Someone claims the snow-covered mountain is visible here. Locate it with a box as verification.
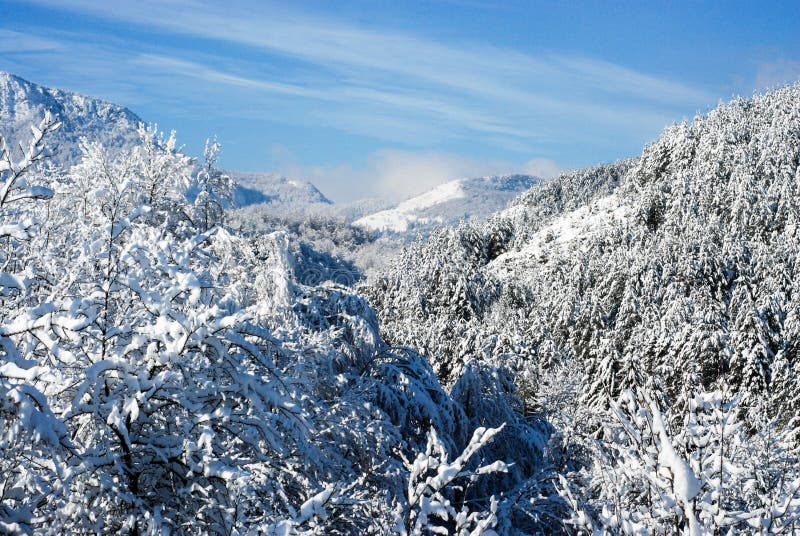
[5,65,800,534]
[0,72,536,237]
[353,174,539,236]
[330,197,394,222]
[0,71,142,164]
[227,170,332,211]
[486,160,631,282]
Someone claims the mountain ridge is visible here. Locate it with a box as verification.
[0,71,545,233]
[226,170,334,211]
[354,174,540,237]
[0,71,143,164]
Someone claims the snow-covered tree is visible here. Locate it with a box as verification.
[192,138,233,232]
[400,424,506,536]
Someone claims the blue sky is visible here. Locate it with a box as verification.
[1,0,799,201]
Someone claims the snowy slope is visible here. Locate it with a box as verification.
[488,193,631,281]
[354,174,539,236]
[0,71,142,165]
[331,197,394,222]
[228,170,333,211]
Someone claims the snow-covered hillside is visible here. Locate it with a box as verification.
[366,84,800,533]
[0,71,141,164]
[331,197,394,222]
[354,174,539,236]
[227,170,332,211]
[0,73,342,220]
[489,193,631,281]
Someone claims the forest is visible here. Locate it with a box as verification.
[2,83,800,535]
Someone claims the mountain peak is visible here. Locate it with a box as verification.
[0,71,143,164]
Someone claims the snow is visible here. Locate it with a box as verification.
[0,71,142,166]
[0,272,26,290]
[489,193,630,279]
[649,400,702,536]
[355,179,465,233]
[228,171,332,210]
[3,69,800,536]
[406,425,506,535]
[354,175,538,235]
[298,486,334,522]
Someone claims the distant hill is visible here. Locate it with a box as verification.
[0,71,142,164]
[0,71,538,246]
[227,170,333,212]
[353,174,540,238]
[331,197,394,222]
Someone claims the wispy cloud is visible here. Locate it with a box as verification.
[134,54,335,101]
[3,0,731,200]
[15,0,714,141]
[0,29,62,53]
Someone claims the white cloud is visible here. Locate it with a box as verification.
[369,150,502,201]
[16,0,716,140]
[523,158,561,179]
[133,54,336,101]
[132,54,531,146]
